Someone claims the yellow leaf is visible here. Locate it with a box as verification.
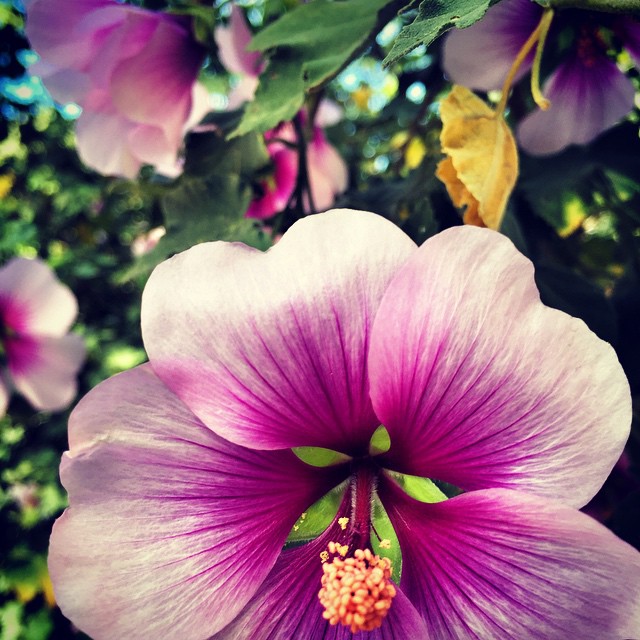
[436,85,518,230]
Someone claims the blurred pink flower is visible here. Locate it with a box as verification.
[215,6,347,218]
[24,0,208,178]
[245,121,348,220]
[214,3,263,110]
[0,258,85,415]
[131,226,166,258]
[443,0,638,155]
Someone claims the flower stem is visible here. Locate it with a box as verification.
[530,9,555,111]
[496,8,555,117]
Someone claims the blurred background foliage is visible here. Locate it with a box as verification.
[1,0,640,637]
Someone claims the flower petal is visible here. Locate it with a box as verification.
[7,334,85,412]
[517,51,635,156]
[214,5,263,78]
[142,210,417,453]
[25,0,124,78]
[369,226,630,507]
[0,376,9,417]
[245,142,298,219]
[442,0,540,91]
[306,129,348,212]
[0,257,78,337]
[109,14,204,134]
[216,497,429,639]
[49,365,345,639]
[75,109,142,178]
[379,479,640,639]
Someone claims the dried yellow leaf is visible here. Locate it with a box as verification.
[436,85,518,230]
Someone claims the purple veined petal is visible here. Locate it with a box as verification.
[83,8,161,93]
[245,142,298,219]
[109,14,204,134]
[49,365,346,640]
[75,108,142,178]
[0,257,78,337]
[215,497,430,640]
[441,0,541,91]
[379,478,640,639]
[517,50,635,156]
[306,128,348,212]
[142,210,417,453]
[214,4,263,78]
[6,334,85,412]
[369,226,631,508]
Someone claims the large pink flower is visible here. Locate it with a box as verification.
[24,0,207,178]
[49,211,640,638]
[442,0,637,156]
[0,258,85,415]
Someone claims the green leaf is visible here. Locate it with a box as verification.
[387,471,449,503]
[231,57,306,138]
[231,0,397,137]
[383,0,497,66]
[117,131,271,282]
[371,497,402,580]
[293,446,351,467]
[286,483,347,544]
[368,425,391,455]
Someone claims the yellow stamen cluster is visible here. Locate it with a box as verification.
[318,547,396,633]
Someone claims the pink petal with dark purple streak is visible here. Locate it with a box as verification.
[379,478,640,640]
[49,365,345,640]
[142,210,416,454]
[518,50,635,156]
[442,0,541,91]
[369,226,630,508]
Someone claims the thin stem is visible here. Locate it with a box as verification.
[495,8,554,116]
[530,9,554,110]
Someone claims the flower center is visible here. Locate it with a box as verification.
[318,545,396,633]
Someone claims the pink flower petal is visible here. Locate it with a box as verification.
[0,376,9,418]
[245,142,298,219]
[306,128,348,212]
[442,0,540,91]
[7,334,85,412]
[518,50,635,156]
[142,210,416,453]
[0,257,78,337]
[109,15,204,135]
[75,109,142,178]
[214,5,263,78]
[369,226,630,508]
[216,501,429,639]
[25,0,124,75]
[49,365,345,639]
[379,479,640,639]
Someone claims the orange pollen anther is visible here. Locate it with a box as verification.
[318,547,396,633]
